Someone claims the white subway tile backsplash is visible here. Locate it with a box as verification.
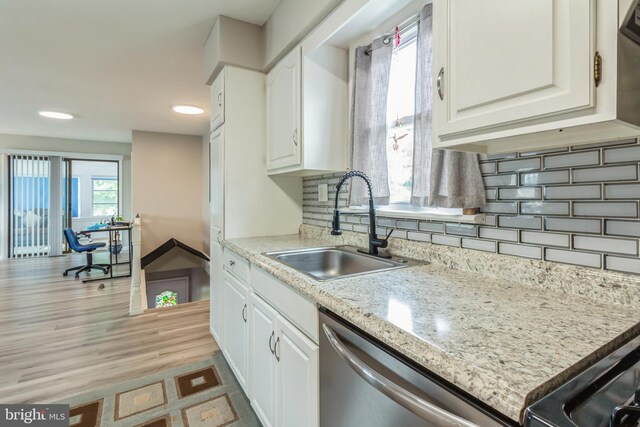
[603,145,640,164]
[521,170,570,186]
[391,229,407,239]
[521,202,570,216]
[573,235,638,255]
[497,158,541,173]
[480,162,496,174]
[407,231,430,242]
[497,216,542,229]
[432,234,461,247]
[378,218,397,227]
[479,227,518,242]
[573,202,638,218]
[543,151,600,169]
[481,202,518,214]
[396,220,419,230]
[544,184,601,200]
[445,224,478,236]
[462,238,496,252]
[419,222,445,233]
[520,231,570,247]
[545,248,602,268]
[498,187,541,200]
[572,165,638,183]
[302,139,640,275]
[545,217,601,234]
[499,242,542,259]
[605,256,640,274]
[484,174,518,187]
[604,184,640,200]
[605,220,640,238]
[353,225,369,233]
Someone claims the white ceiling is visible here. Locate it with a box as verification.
[0,0,281,143]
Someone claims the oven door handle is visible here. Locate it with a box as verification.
[322,324,479,427]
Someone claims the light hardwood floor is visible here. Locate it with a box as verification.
[0,252,217,403]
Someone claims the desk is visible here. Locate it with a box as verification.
[79,225,133,284]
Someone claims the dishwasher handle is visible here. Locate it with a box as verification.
[322,324,479,427]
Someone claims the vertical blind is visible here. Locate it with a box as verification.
[10,155,50,257]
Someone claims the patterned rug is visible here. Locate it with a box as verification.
[55,352,261,427]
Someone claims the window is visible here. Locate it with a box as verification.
[386,32,417,204]
[155,290,178,308]
[92,178,118,216]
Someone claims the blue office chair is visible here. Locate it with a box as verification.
[63,228,110,279]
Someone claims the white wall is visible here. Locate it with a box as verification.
[263,0,343,69]
[201,134,210,256]
[131,130,205,256]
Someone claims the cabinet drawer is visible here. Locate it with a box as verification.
[223,249,250,283]
[252,266,318,344]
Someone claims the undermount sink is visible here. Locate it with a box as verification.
[264,246,422,281]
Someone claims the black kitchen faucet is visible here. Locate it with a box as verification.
[331,171,392,258]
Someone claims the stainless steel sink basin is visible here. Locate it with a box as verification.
[264,246,422,281]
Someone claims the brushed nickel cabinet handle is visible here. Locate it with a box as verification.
[293,129,298,146]
[242,304,247,323]
[437,68,445,101]
[217,92,222,107]
[274,336,281,361]
[269,331,275,354]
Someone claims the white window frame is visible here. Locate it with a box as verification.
[91,176,119,217]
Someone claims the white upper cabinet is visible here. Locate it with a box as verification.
[210,71,225,131]
[267,47,302,172]
[432,0,640,153]
[266,15,349,176]
[435,0,595,137]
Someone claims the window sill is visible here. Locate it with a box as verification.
[341,206,486,224]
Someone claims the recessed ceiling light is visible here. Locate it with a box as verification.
[39,111,74,120]
[172,105,204,115]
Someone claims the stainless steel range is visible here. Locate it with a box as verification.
[525,335,640,427]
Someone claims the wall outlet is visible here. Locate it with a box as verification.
[318,184,328,202]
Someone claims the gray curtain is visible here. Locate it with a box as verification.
[350,37,394,206]
[411,4,486,208]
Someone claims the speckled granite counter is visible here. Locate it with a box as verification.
[223,228,640,422]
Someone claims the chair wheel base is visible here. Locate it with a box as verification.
[63,272,68,277]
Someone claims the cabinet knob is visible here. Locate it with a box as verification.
[437,68,445,101]
[242,304,247,323]
[229,260,235,267]
[293,128,298,146]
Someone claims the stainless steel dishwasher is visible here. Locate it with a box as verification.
[319,308,515,427]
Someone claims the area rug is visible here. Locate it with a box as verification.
[55,352,261,427]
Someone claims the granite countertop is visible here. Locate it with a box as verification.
[223,231,640,423]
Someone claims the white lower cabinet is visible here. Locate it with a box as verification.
[249,293,279,427]
[222,271,249,393]
[277,315,319,427]
[216,252,319,426]
[209,236,223,345]
[250,293,319,427]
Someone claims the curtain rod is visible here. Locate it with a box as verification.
[364,13,420,56]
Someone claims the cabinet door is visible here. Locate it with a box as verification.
[267,47,301,172]
[277,316,319,427]
[434,0,595,139]
[249,293,278,427]
[209,235,223,345]
[222,271,249,392]
[210,126,224,233]
[210,71,225,130]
